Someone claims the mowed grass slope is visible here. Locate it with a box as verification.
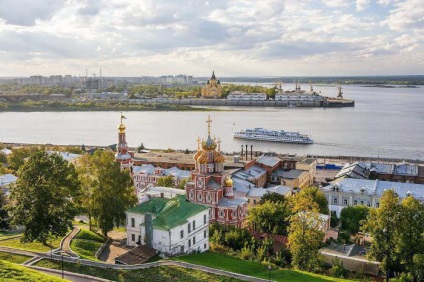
[0,251,33,264]
[0,260,68,282]
[173,251,354,282]
[0,236,62,253]
[70,229,106,261]
[35,259,242,282]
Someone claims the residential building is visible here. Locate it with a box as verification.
[233,163,267,188]
[280,169,310,189]
[321,178,424,216]
[132,164,190,190]
[246,185,292,206]
[185,116,248,228]
[295,158,317,185]
[125,195,209,255]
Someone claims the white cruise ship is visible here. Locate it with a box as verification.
[233,128,313,144]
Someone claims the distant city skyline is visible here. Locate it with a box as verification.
[0,0,423,77]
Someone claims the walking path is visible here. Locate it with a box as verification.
[61,227,80,257]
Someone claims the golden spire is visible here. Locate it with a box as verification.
[118,112,127,133]
[197,136,201,151]
[217,138,222,151]
[206,115,212,136]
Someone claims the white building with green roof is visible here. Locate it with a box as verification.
[126,194,210,255]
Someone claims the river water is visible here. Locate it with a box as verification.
[0,84,423,160]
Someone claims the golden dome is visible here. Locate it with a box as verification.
[193,150,202,161]
[118,123,126,133]
[224,177,233,187]
[197,151,208,164]
[214,152,225,163]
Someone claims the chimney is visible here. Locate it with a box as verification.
[250,145,253,160]
[241,145,244,160]
[245,145,248,160]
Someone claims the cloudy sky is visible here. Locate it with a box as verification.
[0,0,423,77]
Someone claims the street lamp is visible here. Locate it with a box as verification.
[268,266,271,282]
[61,252,64,279]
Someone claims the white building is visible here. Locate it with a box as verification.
[132,164,191,190]
[125,195,210,255]
[227,91,267,101]
[321,178,424,216]
[0,174,18,196]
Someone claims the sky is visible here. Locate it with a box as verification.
[0,0,423,77]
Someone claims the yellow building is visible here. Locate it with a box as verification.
[295,158,317,185]
[202,71,222,98]
[280,169,310,189]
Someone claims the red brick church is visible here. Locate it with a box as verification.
[185,116,247,228]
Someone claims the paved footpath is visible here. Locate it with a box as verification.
[1,242,269,282]
[61,227,80,257]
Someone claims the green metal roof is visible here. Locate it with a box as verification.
[127,195,209,230]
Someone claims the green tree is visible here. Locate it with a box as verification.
[156,175,175,187]
[178,179,188,190]
[248,196,291,235]
[75,151,136,235]
[9,151,80,243]
[7,147,42,171]
[259,192,286,204]
[0,152,6,164]
[397,196,424,281]
[287,194,324,272]
[340,205,369,234]
[297,187,329,214]
[0,190,9,229]
[362,190,402,281]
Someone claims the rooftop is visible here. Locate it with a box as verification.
[127,195,208,230]
[256,155,280,168]
[281,169,307,179]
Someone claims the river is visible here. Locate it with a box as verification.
[0,84,423,160]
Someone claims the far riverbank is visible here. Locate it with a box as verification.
[0,101,218,112]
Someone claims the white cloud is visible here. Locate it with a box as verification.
[0,0,421,76]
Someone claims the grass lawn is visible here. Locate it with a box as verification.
[0,251,33,264]
[35,259,242,282]
[70,229,106,261]
[0,236,62,253]
[0,231,23,240]
[172,251,354,282]
[0,259,68,282]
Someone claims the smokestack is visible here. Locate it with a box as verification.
[241,145,244,160]
[245,145,248,160]
[251,145,253,160]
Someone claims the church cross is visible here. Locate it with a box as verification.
[206,115,212,136]
[217,138,222,151]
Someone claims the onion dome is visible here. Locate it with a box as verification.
[224,177,233,187]
[202,136,217,151]
[214,152,225,163]
[197,151,208,164]
[193,150,202,161]
[118,123,126,133]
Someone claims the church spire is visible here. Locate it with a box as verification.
[211,71,216,80]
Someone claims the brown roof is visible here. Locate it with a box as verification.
[115,245,157,265]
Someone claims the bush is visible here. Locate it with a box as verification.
[328,257,347,278]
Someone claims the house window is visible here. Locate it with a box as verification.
[193,220,196,230]
[188,239,191,247]
[247,199,250,203]
[204,243,207,249]
[180,230,184,239]
[233,210,237,217]
[188,223,191,233]
[219,211,224,218]
[131,218,135,228]
[376,202,380,208]
[207,195,210,201]
[360,200,364,205]
[367,202,371,207]
[204,230,207,238]
[131,234,135,241]
[198,194,202,201]
[203,214,207,224]
[193,237,196,244]
[354,200,358,206]
[253,199,256,204]
[190,191,194,199]
[333,198,338,204]
[344,199,348,206]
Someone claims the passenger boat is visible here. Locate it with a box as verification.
[233,128,313,144]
